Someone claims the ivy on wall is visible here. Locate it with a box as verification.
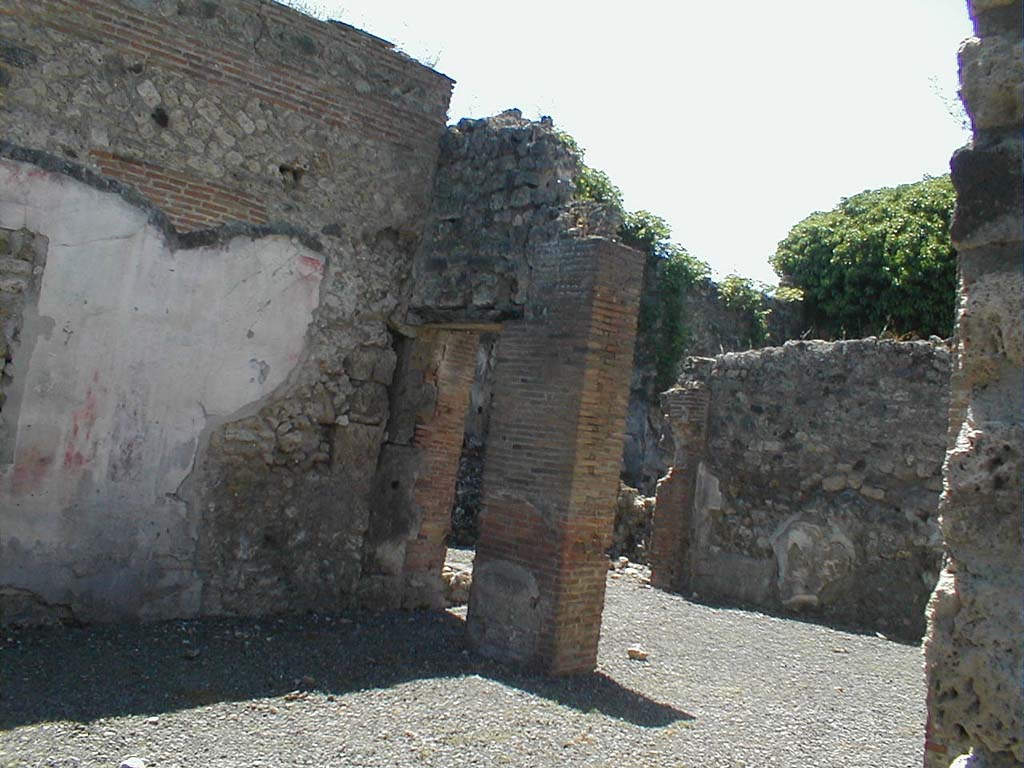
[557,132,712,390]
[718,275,771,348]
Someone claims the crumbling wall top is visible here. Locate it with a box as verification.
[409,109,627,323]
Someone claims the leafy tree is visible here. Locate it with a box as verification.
[771,176,957,338]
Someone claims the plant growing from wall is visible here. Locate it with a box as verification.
[575,165,625,212]
[771,175,956,338]
[557,132,712,390]
[718,275,771,348]
[649,245,711,390]
[624,214,713,390]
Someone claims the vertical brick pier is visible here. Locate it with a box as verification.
[648,379,711,593]
[467,237,643,675]
[399,328,481,609]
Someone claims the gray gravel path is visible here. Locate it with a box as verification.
[1,566,925,768]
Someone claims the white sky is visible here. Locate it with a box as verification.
[295,0,974,284]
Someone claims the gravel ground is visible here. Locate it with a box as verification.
[1,562,926,768]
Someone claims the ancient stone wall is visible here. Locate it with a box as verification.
[624,276,804,495]
[923,1,1023,764]
[404,111,644,670]
[651,339,951,640]
[0,226,47,464]
[410,109,629,543]
[0,160,327,622]
[681,280,804,360]
[0,0,453,622]
[359,327,482,610]
[1,3,642,674]
[408,110,583,324]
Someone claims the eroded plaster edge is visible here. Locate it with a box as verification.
[0,142,324,254]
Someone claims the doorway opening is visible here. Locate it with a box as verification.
[442,332,499,608]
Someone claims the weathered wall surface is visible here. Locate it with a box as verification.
[400,110,645,672]
[409,111,624,547]
[1,9,640,655]
[359,327,481,610]
[681,280,804,360]
[0,0,453,622]
[0,159,323,622]
[651,339,951,640]
[0,226,47,465]
[624,276,804,495]
[924,1,1023,764]
[468,236,643,674]
[409,110,582,324]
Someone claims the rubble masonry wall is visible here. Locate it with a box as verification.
[0,0,453,622]
[652,339,951,641]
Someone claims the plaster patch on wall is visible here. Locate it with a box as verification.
[0,159,324,620]
[771,516,856,611]
[467,559,541,664]
[693,461,722,549]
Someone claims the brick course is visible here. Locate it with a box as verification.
[649,381,710,593]
[90,149,268,231]
[1,0,451,240]
[4,0,448,153]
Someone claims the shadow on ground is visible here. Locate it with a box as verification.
[678,592,925,647]
[0,609,693,729]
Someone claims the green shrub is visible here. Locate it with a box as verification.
[771,176,956,338]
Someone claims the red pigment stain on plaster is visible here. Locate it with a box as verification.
[11,447,53,495]
[6,164,51,185]
[63,376,101,469]
[296,254,325,281]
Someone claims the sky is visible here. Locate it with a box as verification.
[292,0,974,285]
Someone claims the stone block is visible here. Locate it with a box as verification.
[950,140,1023,250]
[959,35,1024,131]
[466,559,541,664]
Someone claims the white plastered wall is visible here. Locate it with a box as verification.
[0,159,323,621]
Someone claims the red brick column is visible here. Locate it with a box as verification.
[649,382,710,593]
[400,328,480,608]
[467,237,643,675]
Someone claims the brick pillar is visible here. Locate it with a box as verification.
[400,328,481,609]
[648,380,710,593]
[466,237,643,675]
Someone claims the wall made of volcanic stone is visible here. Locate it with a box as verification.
[923,1,1023,765]
[0,0,453,622]
[654,339,951,640]
[409,111,625,549]
[625,274,805,495]
[408,109,602,324]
